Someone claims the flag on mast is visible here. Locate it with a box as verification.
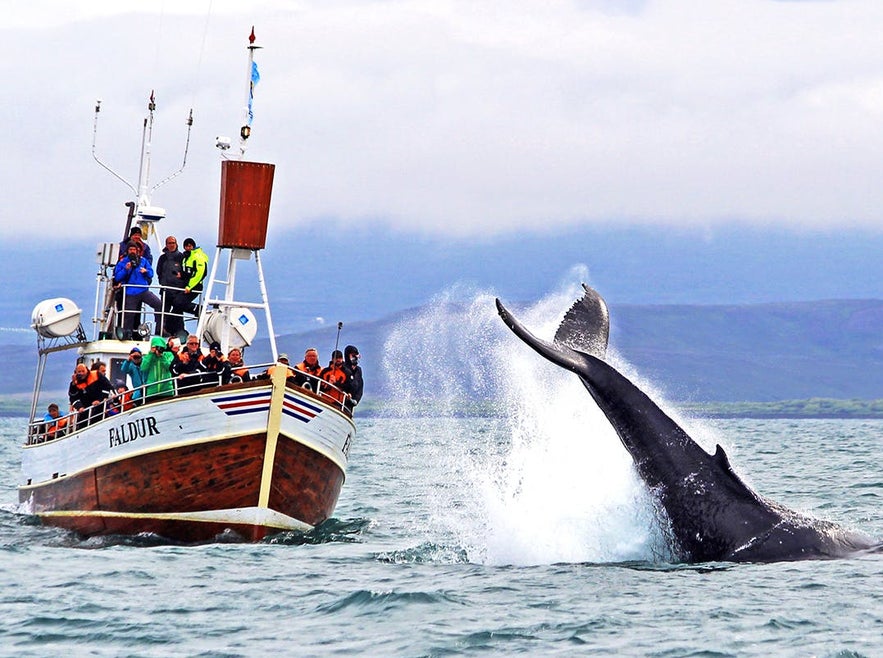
[248,60,260,126]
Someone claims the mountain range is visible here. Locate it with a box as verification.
[4,297,880,403]
[2,224,881,403]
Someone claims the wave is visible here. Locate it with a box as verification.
[381,272,677,567]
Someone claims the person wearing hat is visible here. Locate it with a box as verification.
[319,350,349,405]
[118,225,153,264]
[141,335,175,399]
[113,241,162,339]
[343,345,363,408]
[120,346,146,403]
[265,352,295,381]
[106,380,132,416]
[203,341,232,385]
[171,237,209,318]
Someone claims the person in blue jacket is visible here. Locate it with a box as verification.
[114,242,162,338]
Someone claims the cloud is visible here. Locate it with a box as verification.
[4,0,883,241]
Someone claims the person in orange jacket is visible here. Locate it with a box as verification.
[265,353,295,381]
[292,347,322,390]
[319,350,349,404]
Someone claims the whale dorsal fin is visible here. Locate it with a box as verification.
[713,444,733,472]
[553,284,610,359]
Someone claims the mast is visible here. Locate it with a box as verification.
[90,91,194,339]
[196,28,277,360]
[239,26,262,158]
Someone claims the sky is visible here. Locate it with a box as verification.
[4,0,883,244]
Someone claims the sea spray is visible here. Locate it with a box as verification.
[383,280,674,565]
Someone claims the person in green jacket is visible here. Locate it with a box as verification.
[172,237,210,317]
[141,336,175,399]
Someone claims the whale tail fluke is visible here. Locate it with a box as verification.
[495,295,599,377]
[553,283,610,359]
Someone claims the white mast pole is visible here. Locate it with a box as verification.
[137,91,156,210]
[239,27,262,159]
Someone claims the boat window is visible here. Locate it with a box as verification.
[110,357,127,387]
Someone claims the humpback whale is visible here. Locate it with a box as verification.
[496,285,880,563]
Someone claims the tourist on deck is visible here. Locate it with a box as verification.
[343,345,364,409]
[118,226,153,264]
[203,341,232,385]
[171,237,209,318]
[68,363,95,429]
[227,347,250,383]
[105,381,131,416]
[113,241,162,339]
[167,336,182,358]
[120,346,146,403]
[86,361,115,421]
[87,361,115,400]
[43,403,68,439]
[292,347,322,390]
[171,335,208,393]
[320,350,349,404]
[141,336,175,399]
[43,403,62,423]
[263,353,295,382]
[156,235,185,337]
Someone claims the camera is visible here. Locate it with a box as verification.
[128,253,139,265]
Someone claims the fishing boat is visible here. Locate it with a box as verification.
[18,31,356,542]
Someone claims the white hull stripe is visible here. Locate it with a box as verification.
[37,506,313,532]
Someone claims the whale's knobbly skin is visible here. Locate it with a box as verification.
[496,286,881,563]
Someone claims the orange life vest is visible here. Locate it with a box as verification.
[320,365,348,403]
[47,416,69,438]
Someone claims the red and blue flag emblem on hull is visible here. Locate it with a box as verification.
[212,391,272,416]
[211,390,323,423]
[282,392,323,423]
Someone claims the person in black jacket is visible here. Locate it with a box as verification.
[156,236,185,337]
[202,341,232,385]
[68,363,93,427]
[170,336,207,393]
[343,345,363,409]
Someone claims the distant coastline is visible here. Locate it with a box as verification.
[349,398,882,420]
[679,398,883,420]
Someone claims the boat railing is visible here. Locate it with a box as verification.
[26,361,352,446]
[102,280,202,341]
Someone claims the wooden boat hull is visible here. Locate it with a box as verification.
[18,372,354,542]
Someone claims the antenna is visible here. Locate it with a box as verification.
[92,99,136,195]
[334,322,343,354]
[151,107,194,193]
[91,92,194,213]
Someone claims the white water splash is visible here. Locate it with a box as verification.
[383,274,674,566]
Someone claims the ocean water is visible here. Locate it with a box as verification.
[1,415,881,657]
[1,286,881,656]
